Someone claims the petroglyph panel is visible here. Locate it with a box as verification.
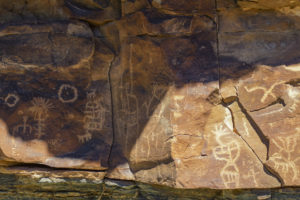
[0,24,114,170]
[230,64,300,186]
[175,105,280,189]
[109,31,219,185]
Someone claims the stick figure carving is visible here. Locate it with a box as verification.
[12,116,33,136]
[29,97,54,138]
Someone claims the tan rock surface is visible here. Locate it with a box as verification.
[236,65,300,186]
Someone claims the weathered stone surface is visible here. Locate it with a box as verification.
[219,4,300,187]
[0,167,295,199]
[151,0,215,14]
[0,22,113,170]
[108,15,219,186]
[174,104,279,188]
[65,0,121,25]
[1,0,300,193]
[236,65,300,186]
[121,0,150,15]
[0,22,94,68]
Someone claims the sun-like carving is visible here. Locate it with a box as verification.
[30,97,54,119]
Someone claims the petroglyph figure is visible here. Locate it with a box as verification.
[12,116,33,136]
[244,81,284,103]
[29,97,54,138]
[84,91,108,131]
[77,132,92,143]
[77,90,108,143]
[142,85,166,118]
[287,87,300,113]
[270,131,300,181]
[243,168,259,187]
[58,84,78,103]
[242,118,250,137]
[48,138,63,146]
[4,93,20,108]
[212,124,240,188]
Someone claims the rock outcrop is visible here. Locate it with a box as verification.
[0,0,299,193]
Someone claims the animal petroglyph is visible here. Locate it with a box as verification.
[77,90,109,143]
[58,84,78,103]
[212,124,241,188]
[244,81,285,103]
[269,131,300,181]
[29,97,54,138]
[4,93,20,108]
[12,116,33,136]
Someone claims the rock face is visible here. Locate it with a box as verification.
[0,22,113,170]
[0,0,299,192]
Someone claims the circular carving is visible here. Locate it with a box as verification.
[5,94,20,108]
[58,84,78,103]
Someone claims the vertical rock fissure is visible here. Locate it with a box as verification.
[236,99,270,159]
[107,54,116,171]
[215,0,221,90]
[225,103,264,163]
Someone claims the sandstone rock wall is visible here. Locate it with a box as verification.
[0,0,299,190]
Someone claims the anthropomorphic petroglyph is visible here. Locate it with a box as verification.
[4,93,20,108]
[142,85,166,118]
[269,130,300,181]
[212,124,240,188]
[141,85,168,159]
[29,97,54,138]
[77,90,109,143]
[244,81,285,103]
[12,116,33,136]
[58,84,78,103]
[243,167,259,187]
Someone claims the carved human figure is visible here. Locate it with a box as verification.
[269,130,300,181]
[12,116,33,136]
[29,97,54,138]
[212,124,241,188]
[78,90,108,143]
